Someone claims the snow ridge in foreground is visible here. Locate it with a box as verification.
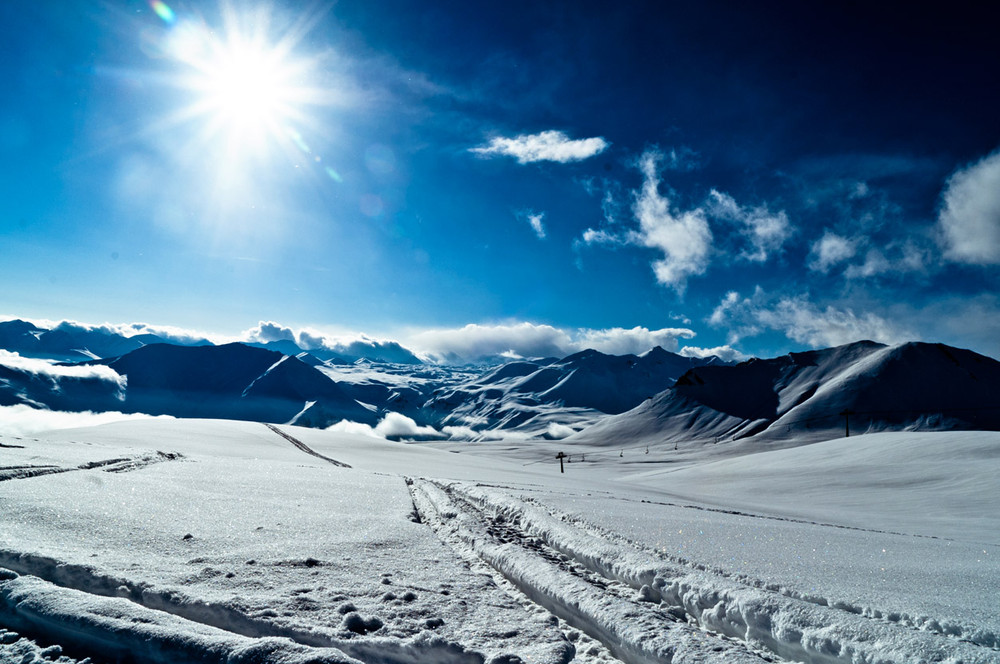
[410,480,998,664]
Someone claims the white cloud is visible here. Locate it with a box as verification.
[0,351,127,392]
[121,322,219,345]
[574,326,695,356]
[580,227,628,246]
[245,321,297,344]
[678,345,749,362]
[519,211,546,239]
[808,230,858,272]
[0,405,168,437]
[707,190,791,262]
[374,412,443,438]
[710,289,911,348]
[937,148,1000,264]
[326,413,443,439]
[632,150,713,293]
[470,130,609,164]
[545,422,576,439]
[409,323,572,362]
[325,419,379,437]
[843,249,892,279]
[242,322,419,362]
[407,322,697,363]
[2,316,229,346]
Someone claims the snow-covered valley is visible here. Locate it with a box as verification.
[2,418,997,664]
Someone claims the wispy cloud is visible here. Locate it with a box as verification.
[937,147,1000,265]
[517,210,547,239]
[580,149,794,292]
[706,190,791,262]
[471,130,609,164]
[710,288,911,348]
[843,242,928,280]
[807,230,929,280]
[808,230,858,273]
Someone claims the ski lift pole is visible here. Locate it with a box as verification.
[556,451,566,473]
[839,409,855,437]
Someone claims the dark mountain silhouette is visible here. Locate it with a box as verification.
[94,343,377,426]
[573,341,1000,447]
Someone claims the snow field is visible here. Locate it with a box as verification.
[0,424,577,664]
[2,419,998,663]
[435,482,998,664]
[619,431,1000,543]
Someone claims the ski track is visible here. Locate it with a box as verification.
[264,423,352,468]
[477,483,1000,640]
[409,478,999,664]
[0,451,184,482]
[409,479,773,664]
[0,550,489,664]
[474,481,962,543]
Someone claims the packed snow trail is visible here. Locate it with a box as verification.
[0,451,182,481]
[409,479,773,664]
[264,423,352,467]
[409,479,998,664]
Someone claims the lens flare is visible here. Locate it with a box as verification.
[150,1,176,25]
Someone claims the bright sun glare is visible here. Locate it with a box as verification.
[157,2,319,159]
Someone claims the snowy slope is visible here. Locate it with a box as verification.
[574,340,1000,448]
[2,419,997,663]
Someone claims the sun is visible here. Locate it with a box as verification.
[159,3,320,157]
[204,41,287,128]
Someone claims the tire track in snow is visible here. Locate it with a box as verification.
[502,489,1000,650]
[475,482,1000,644]
[408,479,774,664]
[0,451,183,482]
[413,479,999,664]
[475,481,973,544]
[264,423,352,468]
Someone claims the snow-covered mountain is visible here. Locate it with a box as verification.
[573,340,1000,448]
[0,319,425,366]
[0,319,211,363]
[424,346,726,433]
[3,333,999,445]
[94,343,378,427]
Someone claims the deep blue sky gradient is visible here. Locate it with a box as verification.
[1,1,998,360]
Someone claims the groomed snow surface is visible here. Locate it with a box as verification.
[1,419,998,664]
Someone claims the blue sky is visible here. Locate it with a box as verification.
[1,0,998,362]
